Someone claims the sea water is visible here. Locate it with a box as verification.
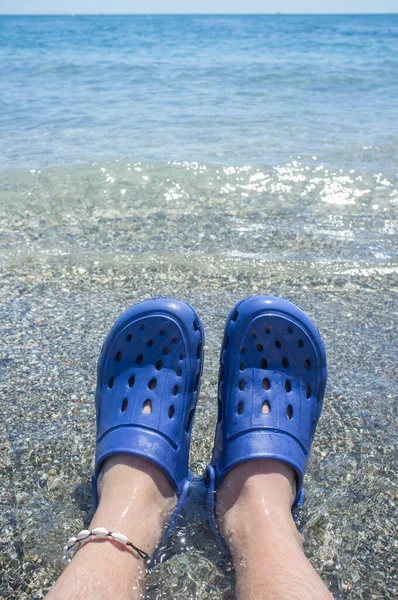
[0,14,397,600]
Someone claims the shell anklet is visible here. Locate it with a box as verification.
[63,527,150,562]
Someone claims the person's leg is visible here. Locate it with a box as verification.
[47,297,204,599]
[217,460,333,600]
[207,295,331,599]
[46,455,176,600]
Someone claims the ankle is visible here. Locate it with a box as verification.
[217,459,296,512]
[93,454,176,552]
[98,455,176,506]
[220,502,301,555]
[216,460,301,551]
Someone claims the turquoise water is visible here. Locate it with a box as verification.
[0,14,397,600]
[1,14,398,170]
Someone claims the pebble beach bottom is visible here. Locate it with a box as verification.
[0,159,397,599]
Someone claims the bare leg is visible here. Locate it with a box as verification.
[46,455,176,600]
[217,460,333,600]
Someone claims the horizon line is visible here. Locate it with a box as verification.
[1,12,398,16]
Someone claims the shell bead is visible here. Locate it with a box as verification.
[111,532,128,544]
[92,527,109,537]
[67,537,77,547]
[76,529,91,541]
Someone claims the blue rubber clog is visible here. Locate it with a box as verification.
[205,295,327,510]
[92,298,204,520]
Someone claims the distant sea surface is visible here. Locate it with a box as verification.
[0,14,398,170]
[0,15,397,600]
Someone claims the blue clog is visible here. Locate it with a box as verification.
[92,297,204,518]
[206,295,327,510]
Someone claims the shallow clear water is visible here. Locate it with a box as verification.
[0,14,397,600]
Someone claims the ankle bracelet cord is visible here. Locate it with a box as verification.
[63,527,150,562]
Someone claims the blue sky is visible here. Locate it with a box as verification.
[1,0,397,14]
